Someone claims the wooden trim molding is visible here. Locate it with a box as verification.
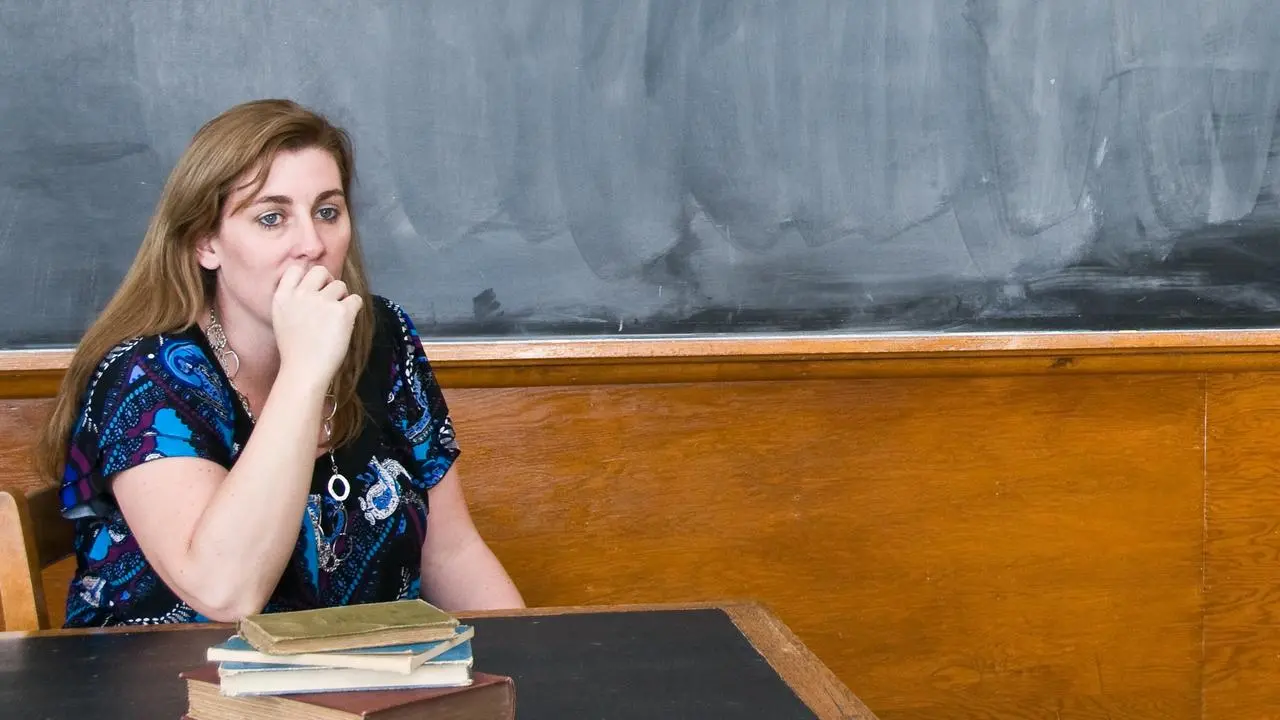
[3,328,1280,395]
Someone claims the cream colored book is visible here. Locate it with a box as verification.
[215,639,474,697]
[237,600,460,655]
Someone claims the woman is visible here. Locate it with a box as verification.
[35,99,525,627]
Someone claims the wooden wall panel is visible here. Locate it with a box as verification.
[1204,372,1280,720]
[0,400,54,496]
[0,369,1212,718]
[447,375,1204,719]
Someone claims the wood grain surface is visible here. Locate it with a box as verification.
[1203,373,1280,720]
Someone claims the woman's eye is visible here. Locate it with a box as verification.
[257,212,283,228]
[317,206,340,222]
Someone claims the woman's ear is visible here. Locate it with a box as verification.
[196,234,220,271]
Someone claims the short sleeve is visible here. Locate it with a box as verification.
[379,298,461,492]
[59,335,236,520]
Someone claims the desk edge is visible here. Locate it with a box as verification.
[725,602,881,720]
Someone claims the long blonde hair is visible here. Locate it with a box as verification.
[35,99,374,485]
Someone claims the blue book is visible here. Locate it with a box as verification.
[215,641,474,697]
[207,624,474,675]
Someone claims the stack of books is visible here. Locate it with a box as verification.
[179,599,515,720]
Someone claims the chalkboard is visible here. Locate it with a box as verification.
[4,1,1280,349]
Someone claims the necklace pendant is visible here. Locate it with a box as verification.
[328,472,351,502]
[307,499,345,573]
[318,542,335,571]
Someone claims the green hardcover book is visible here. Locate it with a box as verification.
[238,600,460,655]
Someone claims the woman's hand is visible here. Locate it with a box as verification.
[272,264,363,386]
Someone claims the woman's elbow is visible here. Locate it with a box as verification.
[197,597,265,623]
[177,578,269,623]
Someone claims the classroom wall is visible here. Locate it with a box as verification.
[2,338,1279,720]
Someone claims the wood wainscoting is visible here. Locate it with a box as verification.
[3,331,1280,720]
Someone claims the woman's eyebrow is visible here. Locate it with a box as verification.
[244,189,344,210]
[248,194,291,208]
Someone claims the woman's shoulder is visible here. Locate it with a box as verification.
[370,294,416,332]
[63,327,235,518]
[369,295,429,356]
[365,295,444,398]
[80,327,227,413]
[94,327,216,378]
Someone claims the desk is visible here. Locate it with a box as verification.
[0,601,877,719]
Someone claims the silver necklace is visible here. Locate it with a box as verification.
[206,308,351,571]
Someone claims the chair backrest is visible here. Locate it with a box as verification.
[0,484,74,631]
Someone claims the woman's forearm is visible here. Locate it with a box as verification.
[422,535,526,612]
[183,369,328,618]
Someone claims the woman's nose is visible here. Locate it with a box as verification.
[295,219,325,259]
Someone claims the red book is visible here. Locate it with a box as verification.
[180,663,515,720]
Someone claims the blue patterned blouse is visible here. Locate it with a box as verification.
[58,296,460,627]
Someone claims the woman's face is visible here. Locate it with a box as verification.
[197,146,351,325]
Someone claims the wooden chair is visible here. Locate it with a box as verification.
[0,485,74,631]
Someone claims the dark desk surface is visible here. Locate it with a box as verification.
[0,601,878,720]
